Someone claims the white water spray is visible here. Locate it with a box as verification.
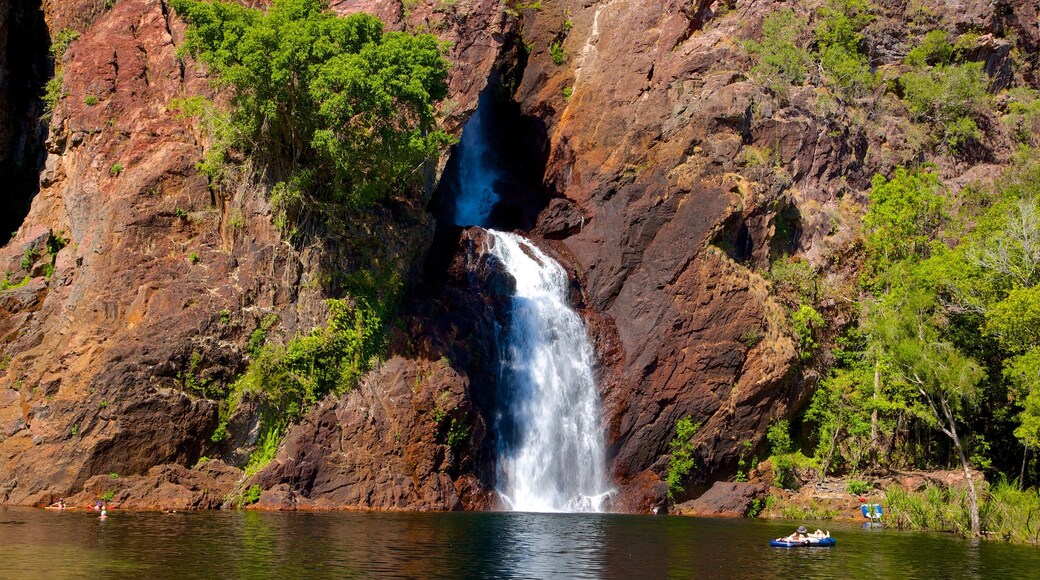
[486,232,611,512]
[453,93,500,227]
[451,95,611,512]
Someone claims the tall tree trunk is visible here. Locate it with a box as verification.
[819,414,842,480]
[871,361,880,447]
[939,395,981,536]
[1022,446,1029,487]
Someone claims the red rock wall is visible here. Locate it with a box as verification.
[2,0,1037,511]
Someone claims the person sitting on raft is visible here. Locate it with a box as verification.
[809,529,830,538]
[780,526,810,542]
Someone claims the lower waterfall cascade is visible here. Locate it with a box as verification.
[447,91,612,512]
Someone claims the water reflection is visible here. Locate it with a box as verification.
[3,508,1040,578]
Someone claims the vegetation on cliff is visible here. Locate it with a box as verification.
[172,0,452,233]
[739,0,1040,541]
[170,0,451,476]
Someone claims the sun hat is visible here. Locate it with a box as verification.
[797,526,807,534]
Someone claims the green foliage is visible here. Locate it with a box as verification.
[240,484,262,506]
[847,478,871,495]
[562,86,572,101]
[666,416,701,501]
[50,29,80,59]
[766,255,818,307]
[84,95,98,106]
[735,439,754,482]
[550,41,566,65]
[170,96,235,186]
[861,167,946,289]
[900,62,988,151]
[101,489,116,503]
[214,294,389,474]
[768,419,793,455]
[791,304,824,359]
[745,9,810,95]
[188,251,200,264]
[445,417,470,450]
[906,30,953,67]
[814,0,876,97]
[172,0,453,210]
[110,162,124,176]
[20,247,38,272]
[0,274,31,292]
[42,70,65,117]
[1002,89,1040,146]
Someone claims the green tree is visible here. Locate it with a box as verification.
[746,9,811,95]
[171,0,452,209]
[869,285,985,535]
[814,0,876,97]
[861,167,946,289]
[666,416,701,502]
[900,62,988,151]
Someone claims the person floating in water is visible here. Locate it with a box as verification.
[93,500,104,511]
[99,508,108,520]
[778,526,830,542]
[785,525,809,542]
[46,498,66,510]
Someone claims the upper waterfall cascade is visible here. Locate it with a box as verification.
[450,97,612,512]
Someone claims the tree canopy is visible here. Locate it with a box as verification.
[172,0,452,207]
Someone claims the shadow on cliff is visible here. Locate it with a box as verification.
[0,0,51,246]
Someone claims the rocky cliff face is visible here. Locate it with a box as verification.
[1,0,1037,510]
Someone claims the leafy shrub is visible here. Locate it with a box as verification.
[666,416,702,501]
[861,167,946,288]
[767,255,818,307]
[791,304,824,359]
[906,30,953,67]
[240,484,262,506]
[900,62,988,151]
[42,70,64,116]
[20,247,38,272]
[84,95,98,106]
[814,0,876,97]
[1001,88,1040,146]
[847,478,871,495]
[768,419,793,455]
[172,0,453,210]
[214,297,386,474]
[745,9,811,94]
[50,28,80,59]
[550,41,566,65]
[110,161,124,176]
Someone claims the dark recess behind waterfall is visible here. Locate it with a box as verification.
[393,62,556,489]
[0,0,51,246]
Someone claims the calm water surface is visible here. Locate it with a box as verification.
[1,508,1038,578]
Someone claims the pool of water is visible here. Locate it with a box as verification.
[1,508,1037,578]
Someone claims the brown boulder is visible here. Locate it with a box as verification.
[676,481,768,518]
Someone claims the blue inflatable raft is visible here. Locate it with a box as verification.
[770,537,836,548]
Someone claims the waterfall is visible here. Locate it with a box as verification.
[449,94,611,512]
[453,91,500,228]
[485,232,611,512]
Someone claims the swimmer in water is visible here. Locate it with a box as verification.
[99,508,108,520]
